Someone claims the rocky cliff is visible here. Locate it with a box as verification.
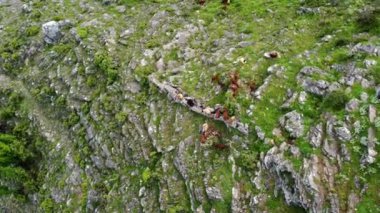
[0,0,379,212]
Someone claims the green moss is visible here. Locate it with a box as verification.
[25,26,40,37]
[94,51,119,84]
[52,43,72,54]
[146,38,161,48]
[369,62,380,84]
[77,27,89,39]
[235,150,258,170]
[322,90,349,111]
[356,5,380,34]
[86,75,97,87]
[115,112,128,123]
[142,167,152,183]
[134,65,154,89]
[40,198,55,212]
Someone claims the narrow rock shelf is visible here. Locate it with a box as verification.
[149,74,249,135]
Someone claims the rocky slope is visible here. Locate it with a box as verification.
[0,0,379,212]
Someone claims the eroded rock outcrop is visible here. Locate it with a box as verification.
[264,143,340,213]
[279,111,304,138]
[149,74,249,134]
[42,21,62,44]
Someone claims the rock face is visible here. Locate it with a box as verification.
[297,66,334,96]
[205,187,223,201]
[279,111,304,138]
[345,98,360,112]
[308,124,323,147]
[1,0,379,212]
[263,144,339,213]
[42,21,62,44]
[351,43,380,56]
[333,126,351,142]
[361,105,378,165]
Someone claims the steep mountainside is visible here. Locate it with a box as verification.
[0,0,379,212]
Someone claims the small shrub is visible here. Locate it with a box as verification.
[55,95,66,107]
[236,150,258,170]
[115,112,128,123]
[356,6,380,33]
[64,113,80,128]
[81,102,91,114]
[142,167,152,183]
[52,44,71,54]
[31,11,42,20]
[76,27,89,39]
[52,16,64,21]
[134,65,154,89]
[369,63,380,84]
[330,48,351,63]
[94,51,119,84]
[25,26,40,37]
[86,75,97,87]
[322,90,349,111]
[40,198,54,212]
[146,38,160,48]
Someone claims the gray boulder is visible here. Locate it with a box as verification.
[302,79,330,96]
[42,21,62,44]
[351,43,380,56]
[297,67,333,96]
[308,124,323,147]
[297,7,320,15]
[334,126,351,142]
[206,187,223,201]
[345,98,360,112]
[280,111,304,138]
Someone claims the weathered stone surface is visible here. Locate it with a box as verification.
[347,193,360,213]
[297,7,320,15]
[308,124,323,147]
[345,98,360,112]
[42,21,62,44]
[340,144,351,161]
[298,91,307,104]
[323,138,339,158]
[206,187,223,201]
[174,136,193,181]
[255,126,265,140]
[279,111,304,138]
[334,126,351,142]
[351,43,380,56]
[364,59,377,68]
[264,144,338,213]
[297,67,334,96]
[281,90,298,109]
[303,79,330,96]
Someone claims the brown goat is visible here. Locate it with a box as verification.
[247,81,257,93]
[213,143,229,150]
[229,72,240,96]
[222,108,230,120]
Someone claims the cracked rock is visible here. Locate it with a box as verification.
[308,124,323,147]
[279,111,304,138]
[42,21,62,44]
[206,187,223,201]
[334,126,351,142]
[346,98,360,112]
